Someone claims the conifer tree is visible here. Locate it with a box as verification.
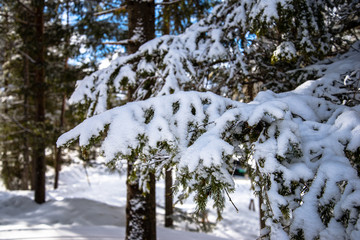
[59,0,360,239]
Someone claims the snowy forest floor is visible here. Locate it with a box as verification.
[0,157,259,239]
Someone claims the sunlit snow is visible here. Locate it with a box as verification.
[0,160,259,239]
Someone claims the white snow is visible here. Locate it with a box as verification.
[0,161,259,239]
[272,42,297,62]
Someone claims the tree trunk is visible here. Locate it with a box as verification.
[125,1,156,239]
[165,168,174,227]
[161,2,174,228]
[127,0,155,53]
[126,162,156,240]
[54,95,66,189]
[22,56,30,190]
[33,0,46,204]
[54,0,70,190]
[161,0,171,36]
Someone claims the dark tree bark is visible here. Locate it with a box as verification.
[125,1,156,239]
[165,168,174,227]
[33,0,46,204]
[54,0,70,190]
[54,94,66,189]
[161,2,174,228]
[126,163,156,240]
[127,0,155,54]
[22,56,31,190]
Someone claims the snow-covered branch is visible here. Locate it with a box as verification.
[69,0,359,117]
[59,45,360,237]
[59,0,360,238]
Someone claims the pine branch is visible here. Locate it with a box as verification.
[16,0,35,15]
[156,0,181,6]
[94,6,127,17]
[0,113,34,135]
[102,40,131,45]
[18,50,36,63]
[14,17,36,26]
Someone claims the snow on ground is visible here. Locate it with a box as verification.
[0,159,259,239]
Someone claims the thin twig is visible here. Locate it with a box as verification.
[0,113,34,134]
[83,164,92,187]
[16,0,36,15]
[94,6,126,17]
[18,49,36,63]
[188,121,216,133]
[136,155,171,167]
[350,45,360,53]
[102,40,130,45]
[14,17,35,26]
[156,0,181,5]
[225,188,239,212]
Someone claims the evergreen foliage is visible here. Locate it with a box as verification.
[69,0,359,118]
[59,51,360,237]
[57,0,360,239]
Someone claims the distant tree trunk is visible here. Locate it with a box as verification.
[22,56,31,190]
[161,0,171,36]
[1,42,10,189]
[127,0,155,53]
[125,1,156,239]
[33,0,46,204]
[162,2,174,228]
[54,0,70,190]
[54,94,66,189]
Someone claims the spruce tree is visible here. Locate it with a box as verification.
[59,1,360,239]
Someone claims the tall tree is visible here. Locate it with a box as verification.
[32,0,46,204]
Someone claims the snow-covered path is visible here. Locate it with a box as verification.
[0,162,259,239]
[0,225,126,240]
[0,225,231,240]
